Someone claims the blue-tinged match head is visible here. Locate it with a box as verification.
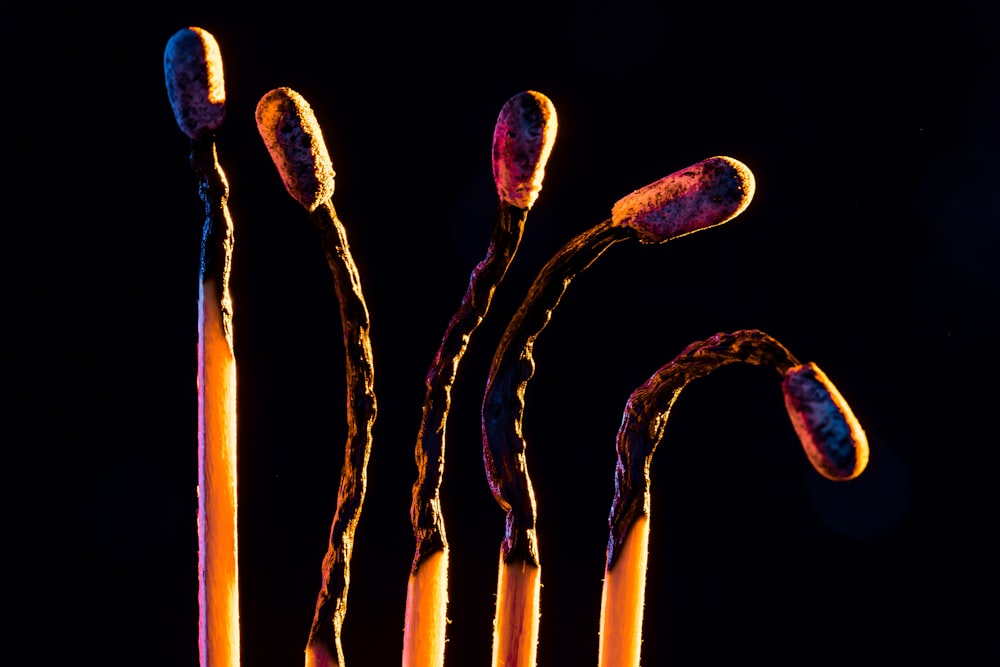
[164,27,226,139]
[783,362,869,481]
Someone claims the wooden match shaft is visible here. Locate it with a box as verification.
[194,138,239,667]
[402,550,449,667]
[598,516,648,667]
[492,557,541,667]
[165,26,240,667]
[305,199,377,667]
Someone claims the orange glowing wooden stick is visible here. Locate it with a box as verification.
[598,330,869,667]
[256,87,377,667]
[483,157,756,667]
[404,91,556,667]
[164,26,240,667]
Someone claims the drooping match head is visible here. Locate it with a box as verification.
[611,156,755,244]
[492,91,558,210]
[164,27,226,140]
[255,87,336,212]
[782,362,869,481]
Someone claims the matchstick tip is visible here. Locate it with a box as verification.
[256,87,336,212]
[492,91,558,209]
[164,27,226,139]
[782,362,869,480]
[611,156,755,243]
[304,641,337,667]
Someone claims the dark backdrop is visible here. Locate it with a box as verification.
[4,1,998,664]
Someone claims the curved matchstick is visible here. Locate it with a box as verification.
[404,91,556,667]
[256,88,377,667]
[482,157,755,667]
[598,329,869,667]
[164,26,239,667]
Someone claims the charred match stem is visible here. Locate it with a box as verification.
[483,220,631,667]
[599,329,869,667]
[483,219,633,563]
[606,330,800,567]
[482,157,755,667]
[404,91,556,667]
[407,209,528,554]
[405,202,528,667]
[306,199,376,667]
[164,26,239,667]
[256,88,376,667]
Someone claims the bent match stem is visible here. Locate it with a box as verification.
[599,329,868,667]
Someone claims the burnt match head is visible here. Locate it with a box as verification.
[782,362,869,481]
[164,27,226,140]
[255,87,336,212]
[492,91,558,210]
[611,156,755,244]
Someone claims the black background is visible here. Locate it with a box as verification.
[4,1,999,664]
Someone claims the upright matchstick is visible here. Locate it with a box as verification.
[482,157,756,667]
[598,330,869,667]
[405,91,557,667]
[164,27,240,667]
[256,88,377,667]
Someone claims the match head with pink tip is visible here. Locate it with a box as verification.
[492,91,558,210]
[612,156,755,243]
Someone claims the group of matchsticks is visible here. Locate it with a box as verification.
[165,26,870,667]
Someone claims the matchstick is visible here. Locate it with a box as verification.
[164,27,240,667]
[598,330,869,667]
[482,157,756,667]
[404,91,557,667]
[256,87,377,667]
